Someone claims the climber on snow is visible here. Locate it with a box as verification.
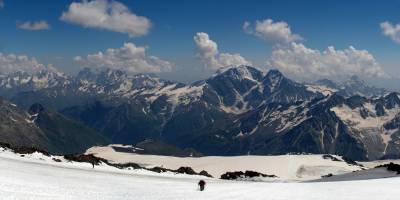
[198,180,206,191]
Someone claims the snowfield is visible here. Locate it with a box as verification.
[87,145,362,181]
[1,147,400,200]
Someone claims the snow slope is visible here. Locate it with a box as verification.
[1,147,400,200]
[311,167,399,182]
[87,145,362,181]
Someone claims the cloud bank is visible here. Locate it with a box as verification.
[267,43,387,80]
[74,42,174,74]
[60,0,151,37]
[194,32,251,71]
[0,53,48,74]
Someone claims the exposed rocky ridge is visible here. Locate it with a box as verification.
[0,98,109,154]
[63,153,213,177]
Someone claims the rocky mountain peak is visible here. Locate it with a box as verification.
[383,92,400,109]
[315,79,338,89]
[76,68,96,80]
[263,69,286,92]
[265,69,284,79]
[213,65,264,82]
[343,75,366,87]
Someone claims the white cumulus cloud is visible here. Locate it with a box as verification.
[243,19,302,44]
[380,21,400,44]
[0,53,48,74]
[74,42,174,74]
[17,20,50,31]
[194,32,251,71]
[60,0,151,37]
[244,18,388,80]
[267,42,387,80]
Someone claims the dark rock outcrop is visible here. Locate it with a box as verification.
[220,170,277,180]
[175,166,197,175]
[376,162,400,174]
[64,154,107,165]
[322,155,341,162]
[199,170,213,178]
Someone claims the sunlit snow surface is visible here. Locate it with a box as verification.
[1,148,400,200]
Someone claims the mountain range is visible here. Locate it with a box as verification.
[307,75,388,97]
[0,65,398,160]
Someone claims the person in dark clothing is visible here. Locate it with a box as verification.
[198,180,206,191]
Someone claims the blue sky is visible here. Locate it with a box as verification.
[0,0,400,84]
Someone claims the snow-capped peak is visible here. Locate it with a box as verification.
[213,65,264,82]
[264,69,284,91]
